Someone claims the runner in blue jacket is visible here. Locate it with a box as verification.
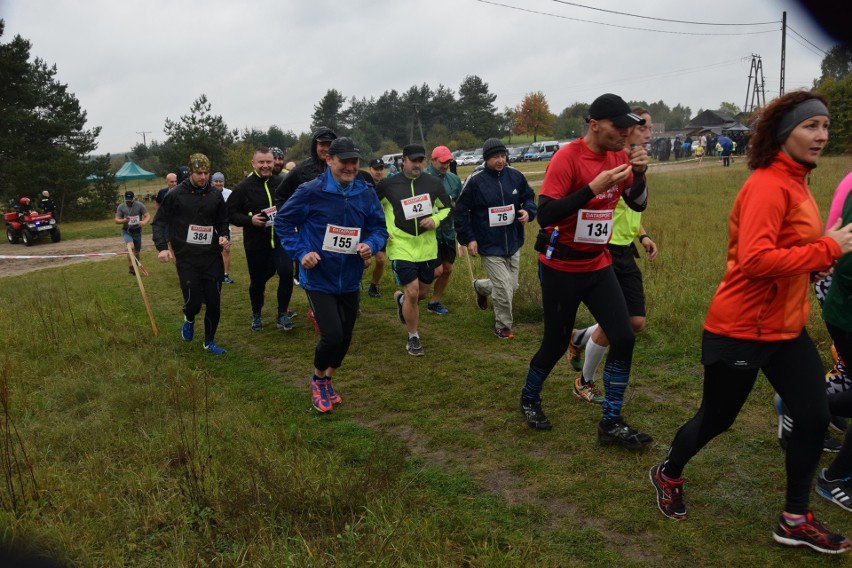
[275,137,388,413]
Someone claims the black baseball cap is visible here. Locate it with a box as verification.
[368,158,384,168]
[124,191,134,200]
[402,144,426,159]
[587,93,645,128]
[328,137,361,160]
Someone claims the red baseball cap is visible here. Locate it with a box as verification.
[431,146,453,162]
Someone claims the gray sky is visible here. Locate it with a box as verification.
[1,0,836,154]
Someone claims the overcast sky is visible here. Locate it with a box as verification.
[1,0,838,154]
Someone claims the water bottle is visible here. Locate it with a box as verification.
[545,226,559,260]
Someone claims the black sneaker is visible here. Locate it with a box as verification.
[772,511,851,554]
[519,396,552,431]
[598,419,652,449]
[406,335,424,356]
[830,415,849,434]
[816,469,852,512]
[824,433,842,453]
[394,291,406,324]
[368,283,381,298]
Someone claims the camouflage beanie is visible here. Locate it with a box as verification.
[188,153,211,172]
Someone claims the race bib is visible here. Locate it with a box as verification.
[127,215,140,227]
[322,224,361,254]
[186,224,213,245]
[401,194,433,220]
[262,206,277,227]
[574,209,613,244]
[489,204,515,227]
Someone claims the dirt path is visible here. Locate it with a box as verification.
[0,227,243,279]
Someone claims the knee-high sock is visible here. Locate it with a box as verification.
[582,336,607,383]
[601,358,629,422]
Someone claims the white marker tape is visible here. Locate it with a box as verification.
[0,252,128,260]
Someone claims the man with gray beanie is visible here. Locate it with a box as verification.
[455,138,537,339]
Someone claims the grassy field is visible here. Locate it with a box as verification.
[1,157,852,566]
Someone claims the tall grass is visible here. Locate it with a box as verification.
[0,157,851,566]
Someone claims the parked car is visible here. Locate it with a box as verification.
[457,152,476,166]
[508,146,526,162]
[524,141,560,161]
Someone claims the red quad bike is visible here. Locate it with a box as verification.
[5,198,61,246]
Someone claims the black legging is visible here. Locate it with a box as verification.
[663,330,829,515]
[305,289,359,371]
[525,262,635,421]
[245,245,293,315]
[178,267,222,343]
[826,322,852,479]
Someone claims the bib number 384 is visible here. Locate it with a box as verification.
[322,224,361,254]
[573,209,613,244]
[187,224,213,245]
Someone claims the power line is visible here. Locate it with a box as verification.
[786,25,828,56]
[473,0,779,36]
[549,0,780,26]
[786,33,826,59]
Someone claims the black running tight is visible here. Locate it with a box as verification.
[663,330,829,515]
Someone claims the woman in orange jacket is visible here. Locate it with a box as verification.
[649,91,852,555]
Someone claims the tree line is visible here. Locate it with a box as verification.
[2,17,850,221]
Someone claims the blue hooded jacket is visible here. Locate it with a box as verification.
[275,169,387,294]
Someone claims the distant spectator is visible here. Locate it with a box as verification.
[155,172,177,207]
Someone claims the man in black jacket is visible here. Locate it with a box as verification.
[152,153,231,355]
[274,127,337,208]
[228,147,294,332]
[274,127,337,332]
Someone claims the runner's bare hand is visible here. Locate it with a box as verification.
[589,164,631,195]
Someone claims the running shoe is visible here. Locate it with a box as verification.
[406,335,424,356]
[494,328,514,339]
[251,313,263,332]
[816,469,852,513]
[772,511,851,554]
[325,379,342,406]
[203,340,227,355]
[128,266,136,276]
[276,313,295,331]
[427,301,449,315]
[181,319,194,342]
[222,274,234,284]
[310,379,332,413]
[286,309,298,319]
[307,310,320,333]
[567,328,584,371]
[598,419,653,449]
[519,396,552,431]
[830,415,849,434]
[472,280,488,310]
[824,433,843,453]
[394,291,406,324]
[649,464,687,520]
[573,376,604,405]
[368,283,381,298]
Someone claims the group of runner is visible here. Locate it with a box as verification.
[140,89,852,555]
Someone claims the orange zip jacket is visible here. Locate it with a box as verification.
[703,151,841,341]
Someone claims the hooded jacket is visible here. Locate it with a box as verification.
[228,171,284,251]
[454,165,536,257]
[152,178,230,262]
[274,127,336,208]
[425,164,462,244]
[704,151,841,341]
[275,169,387,295]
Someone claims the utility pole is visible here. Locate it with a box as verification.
[136,131,151,146]
[744,55,766,113]
[780,11,786,96]
[409,105,426,146]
